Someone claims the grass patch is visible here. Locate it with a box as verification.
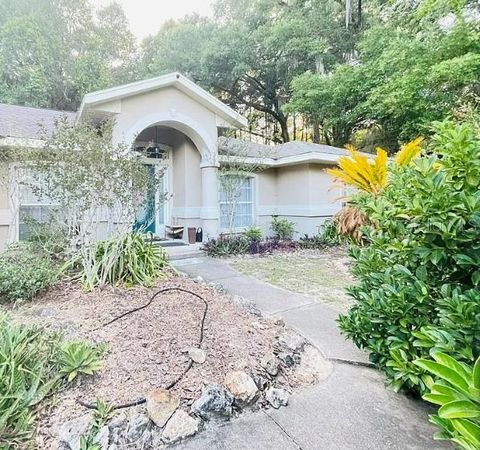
[231,250,353,311]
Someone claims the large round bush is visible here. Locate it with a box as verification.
[338,118,480,394]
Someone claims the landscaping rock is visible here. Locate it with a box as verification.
[261,354,280,376]
[253,374,269,391]
[272,316,285,327]
[251,321,267,330]
[125,414,150,443]
[162,410,200,444]
[96,426,109,449]
[277,351,295,368]
[224,371,258,405]
[265,387,290,409]
[188,347,206,364]
[58,414,91,450]
[108,413,127,431]
[232,294,260,315]
[108,412,127,444]
[150,429,165,448]
[146,389,180,427]
[190,383,234,420]
[278,332,306,352]
[294,345,332,384]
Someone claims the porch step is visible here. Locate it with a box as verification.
[163,243,205,261]
[156,240,189,247]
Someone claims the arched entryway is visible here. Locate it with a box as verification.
[77,72,248,240]
[130,123,219,241]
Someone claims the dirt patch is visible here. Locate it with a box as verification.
[6,274,303,448]
[230,247,354,312]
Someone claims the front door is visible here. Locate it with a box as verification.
[134,164,167,237]
[155,171,166,237]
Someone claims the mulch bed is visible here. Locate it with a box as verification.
[9,274,289,448]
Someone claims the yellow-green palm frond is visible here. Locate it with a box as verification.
[327,145,389,195]
[374,147,388,190]
[395,137,423,166]
[345,143,357,154]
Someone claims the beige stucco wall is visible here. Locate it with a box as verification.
[171,135,203,229]
[255,163,343,237]
[103,87,218,167]
[255,168,277,233]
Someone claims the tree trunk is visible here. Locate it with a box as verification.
[346,0,352,28]
[357,0,362,28]
[312,121,320,144]
[276,111,290,143]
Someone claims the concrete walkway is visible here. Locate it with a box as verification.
[172,257,450,450]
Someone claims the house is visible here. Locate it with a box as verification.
[0,73,347,251]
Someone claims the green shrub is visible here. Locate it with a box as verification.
[299,220,343,249]
[79,399,114,450]
[244,226,263,243]
[270,217,295,240]
[78,232,169,290]
[24,218,69,260]
[414,353,480,450]
[203,235,249,257]
[338,118,480,394]
[321,219,344,245]
[0,243,59,303]
[299,234,326,249]
[0,316,102,449]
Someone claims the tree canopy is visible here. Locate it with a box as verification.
[0,0,478,149]
[0,0,135,110]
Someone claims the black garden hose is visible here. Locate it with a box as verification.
[77,287,209,410]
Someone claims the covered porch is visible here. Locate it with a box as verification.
[77,72,247,242]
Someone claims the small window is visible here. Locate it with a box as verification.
[18,172,59,240]
[219,176,254,229]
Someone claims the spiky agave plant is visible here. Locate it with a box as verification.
[79,232,170,290]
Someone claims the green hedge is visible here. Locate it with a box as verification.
[0,243,58,303]
[338,118,480,394]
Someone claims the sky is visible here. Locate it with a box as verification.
[95,0,214,41]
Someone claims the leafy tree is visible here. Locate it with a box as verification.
[0,0,136,110]
[142,0,361,143]
[287,0,480,150]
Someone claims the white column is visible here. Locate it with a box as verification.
[200,165,219,241]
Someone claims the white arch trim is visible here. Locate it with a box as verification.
[120,111,219,167]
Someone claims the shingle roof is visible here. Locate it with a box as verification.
[0,103,77,140]
[220,138,352,160]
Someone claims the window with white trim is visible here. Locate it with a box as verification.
[220,176,254,229]
[18,172,59,240]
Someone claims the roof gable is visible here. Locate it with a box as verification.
[78,73,247,129]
